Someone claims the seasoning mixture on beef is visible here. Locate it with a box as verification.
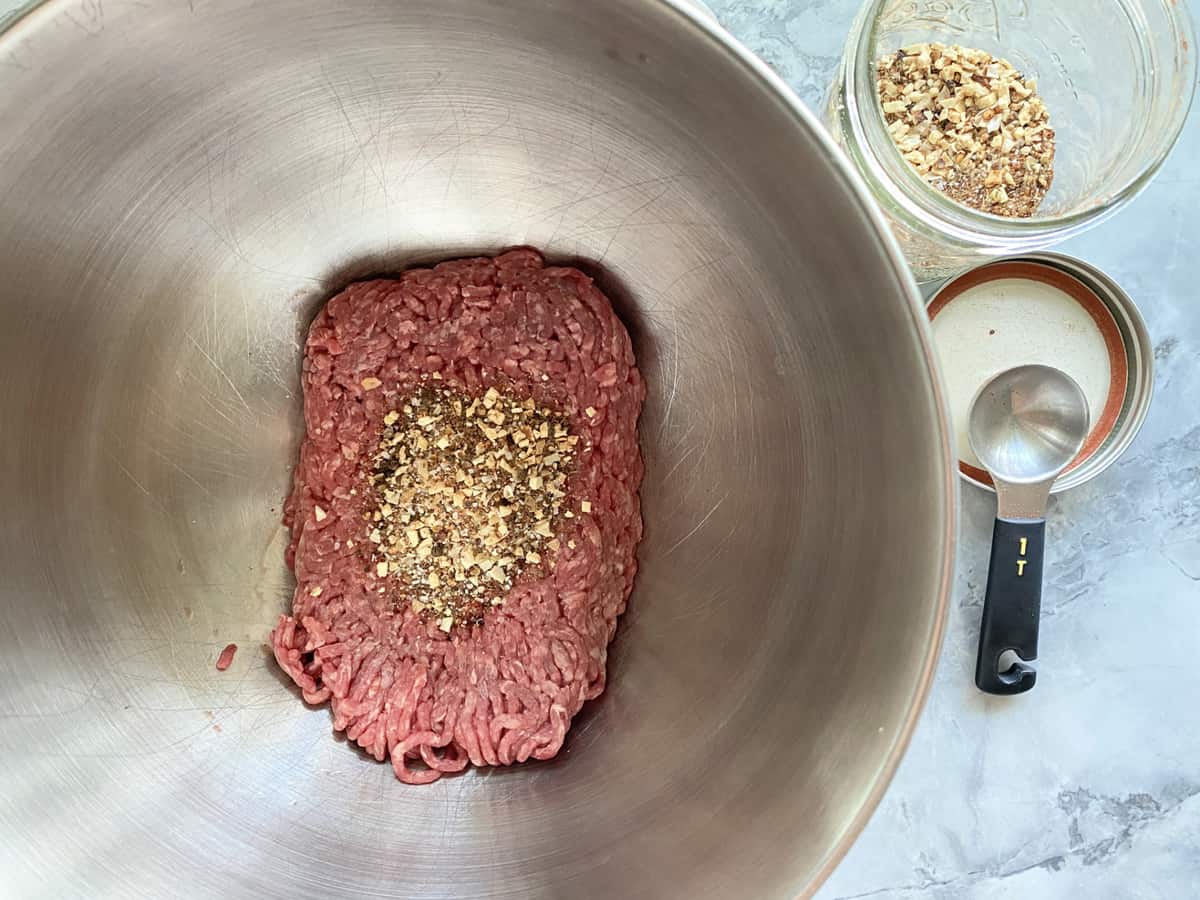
[270,249,645,784]
[367,381,579,631]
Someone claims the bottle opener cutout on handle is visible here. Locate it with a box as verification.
[967,365,1089,695]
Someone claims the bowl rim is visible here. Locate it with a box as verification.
[658,1,958,894]
[0,0,38,33]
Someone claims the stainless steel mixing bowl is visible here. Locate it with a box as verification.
[0,0,955,896]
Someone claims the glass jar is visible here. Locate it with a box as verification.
[826,0,1196,279]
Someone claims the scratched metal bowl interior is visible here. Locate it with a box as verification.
[0,1,954,897]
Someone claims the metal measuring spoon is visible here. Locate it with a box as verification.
[968,365,1089,695]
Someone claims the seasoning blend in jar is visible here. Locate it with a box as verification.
[825,0,1196,279]
[876,43,1055,218]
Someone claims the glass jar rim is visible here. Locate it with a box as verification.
[843,0,1198,241]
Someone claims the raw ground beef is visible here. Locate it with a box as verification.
[271,249,645,783]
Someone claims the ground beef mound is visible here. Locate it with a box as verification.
[271,249,645,783]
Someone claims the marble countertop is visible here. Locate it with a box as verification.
[2,1,1194,897]
[704,1,1200,897]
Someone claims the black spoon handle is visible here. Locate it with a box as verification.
[975,518,1046,695]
